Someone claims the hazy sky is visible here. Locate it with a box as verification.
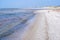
[0,0,60,8]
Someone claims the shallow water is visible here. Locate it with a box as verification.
[0,10,35,39]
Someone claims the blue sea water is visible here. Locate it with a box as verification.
[0,10,35,39]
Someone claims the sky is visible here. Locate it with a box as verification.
[0,0,60,8]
